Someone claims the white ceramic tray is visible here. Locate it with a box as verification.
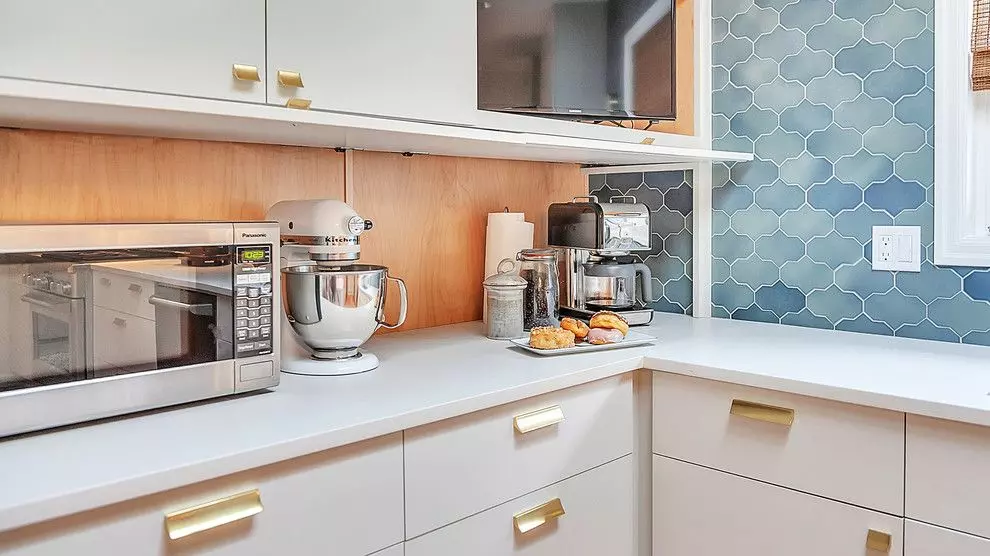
[509,330,657,356]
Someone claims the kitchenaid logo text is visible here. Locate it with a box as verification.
[326,236,359,245]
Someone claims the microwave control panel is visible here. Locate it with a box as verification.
[233,245,274,358]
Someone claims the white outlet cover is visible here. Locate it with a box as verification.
[872,226,922,272]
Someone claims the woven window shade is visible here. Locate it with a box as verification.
[974,0,990,90]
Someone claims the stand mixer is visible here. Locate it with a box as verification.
[267,200,408,376]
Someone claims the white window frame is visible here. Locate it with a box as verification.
[935,0,990,266]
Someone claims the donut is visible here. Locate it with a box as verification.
[589,311,630,336]
[528,326,576,350]
[560,317,590,340]
[587,327,625,345]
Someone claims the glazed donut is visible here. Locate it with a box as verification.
[588,311,630,336]
[560,317,590,340]
[587,327,625,345]
[528,326,576,350]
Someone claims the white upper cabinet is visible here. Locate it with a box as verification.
[267,0,477,124]
[0,1,266,103]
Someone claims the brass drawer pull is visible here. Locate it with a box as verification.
[112,317,127,327]
[730,399,794,426]
[164,489,263,540]
[285,98,312,110]
[513,405,564,434]
[231,64,261,82]
[513,498,565,534]
[866,529,892,552]
[128,283,143,294]
[277,70,304,88]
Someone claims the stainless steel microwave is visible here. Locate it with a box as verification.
[0,222,280,438]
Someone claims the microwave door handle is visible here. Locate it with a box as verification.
[147,296,214,317]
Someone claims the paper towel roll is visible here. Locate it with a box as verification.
[484,212,534,280]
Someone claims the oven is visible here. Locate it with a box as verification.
[0,222,280,438]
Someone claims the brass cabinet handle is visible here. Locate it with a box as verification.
[729,399,794,426]
[513,405,564,434]
[231,64,261,82]
[277,70,304,88]
[513,498,565,534]
[866,529,892,552]
[285,98,312,110]
[100,277,111,287]
[112,317,127,327]
[165,489,263,540]
[128,283,143,294]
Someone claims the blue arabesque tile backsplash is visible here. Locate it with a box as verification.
[589,171,694,315]
[712,0,990,345]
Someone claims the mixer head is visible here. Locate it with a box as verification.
[266,199,373,263]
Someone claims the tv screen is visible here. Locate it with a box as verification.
[477,0,676,121]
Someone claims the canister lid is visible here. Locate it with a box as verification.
[517,248,557,261]
[484,258,528,289]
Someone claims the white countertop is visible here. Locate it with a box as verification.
[2,313,989,533]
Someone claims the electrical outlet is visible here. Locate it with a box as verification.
[872,226,921,272]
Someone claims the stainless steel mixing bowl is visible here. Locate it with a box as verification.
[281,264,407,360]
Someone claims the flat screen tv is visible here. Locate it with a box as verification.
[477,0,676,121]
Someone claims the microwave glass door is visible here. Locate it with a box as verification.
[0,247,235,392]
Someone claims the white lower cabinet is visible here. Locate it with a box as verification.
[406,455,635,556]
[0,433,404,556]
[905,520,990,556]
[653,455,903,556]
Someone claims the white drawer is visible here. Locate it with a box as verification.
[406,454,635,556]
[93,271,156,320]
[0,433,404,556]
[652,372,904,514]
[905,520,990,556]
[404,375,633,537]
[92,306,157,371]
[906,414,990,538]
[654,455,904,556]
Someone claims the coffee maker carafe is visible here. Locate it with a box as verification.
[548,195,654,325]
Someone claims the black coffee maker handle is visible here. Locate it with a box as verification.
[633,263,653,304]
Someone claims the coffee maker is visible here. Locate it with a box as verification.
[548,195,654,325]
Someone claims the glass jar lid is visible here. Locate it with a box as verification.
[484,258,528,289]
[517,248,556,261]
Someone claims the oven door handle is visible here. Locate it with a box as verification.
[20,294,57,310]
[147,296,214,317]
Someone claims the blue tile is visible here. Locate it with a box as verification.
[713,183,755,214]
[897,320,960,343]
[806,70,863,107]
[665,183,694,216]
[895,262,961,302]
[807,16,864,55]
[651,297,687,315]
[755,0,798,10]
[864,289,926,328]
[643,233,666,258]
[755,180,805,214]
[864,5,926,45]
[756,281,807,317]
[715,0,756,19]
[807,124,863,163]
[730,56,781,91]
[645,170,688,190]
[733,304,781,323]
[808,178,863,215]
[713,278,756,311]
[897,0,933,12]
[730,159,780,188]
[730,5,779,39]
[653,207,688,237]
[731,106,779,140]
[836,314,894,336]
[834,149,894,187]
[895,29,934,71]
[835,40,893,80]
[780,48,833,82]
[754,27,805,62]
[780,257,835,291]
[963,271,990,302]
[714,35,755,69]
[755,230,805,265]
[928,293,990,336]
[863,119,926,159]
[648,255,687,283]
[713,209,731,236]
[835,259,894,295]
[713,230,756,262]
[894,87,934,130]
[713,83,756,117]
[664,276,693,310]
[588,174,605,191]
[834,95,893,133]
[713,257,731,282]
[893,145,933,188]
[835,0,894,23]
[713,66,731,91]
[834,204,893,243]
[778,153,833,189]
[864,176,926,216]
[893,203,934,245]
[779,204,834,241]
[665,229,693,261]
[730,205,780,237]
[963,331,990,347]
[629,184,664,210]
[713,17,731,43]
[712,306,732,318]
[950,266,982,279]
[807,285,864,324]
[863,63,927,103]
[781,308,834,330]
[807,232,865,267]
[604,172,644,190]
[779,1,832,31]
[754,127,805,160]
[779,100,833,136]
[732,254,781,287]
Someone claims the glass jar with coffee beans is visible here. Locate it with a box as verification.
[516,248,560,330]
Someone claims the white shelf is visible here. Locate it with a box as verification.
[0,78,752,166]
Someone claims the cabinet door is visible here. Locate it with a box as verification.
[905,520,990,556]
[653,455,904,556]
[0,1,266,102]
[266,0,476,124]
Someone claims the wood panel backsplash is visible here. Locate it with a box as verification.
[0,129,585,330]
